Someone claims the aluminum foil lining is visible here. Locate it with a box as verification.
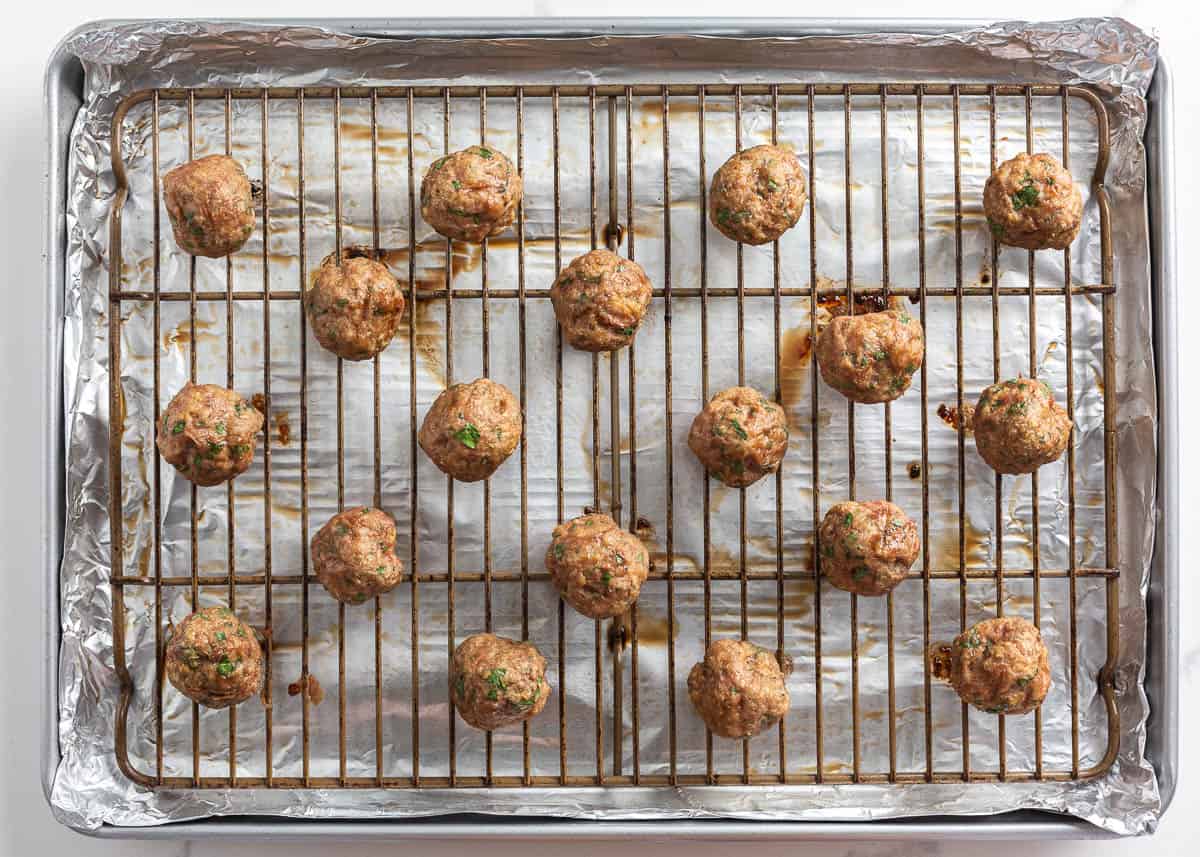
[50,18,1161,834]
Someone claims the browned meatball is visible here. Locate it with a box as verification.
[450,633,551,731]
[162,155,256,258]
[815,308,924,404]
[983,152,1082,251]
[545,513,649,620]
[420,145,522,243]
[947,616,1051,715]
[311,506,404,604]
[156,383,265,487]
[687,386,789,488]
[549,249,653,352]
[304,252,406,361]
[165,606,263,709]
[708,144,808,245]
[973,377,1072,474]
[687,639,790,739]
[418,378,522,482]
[818,500,920,596]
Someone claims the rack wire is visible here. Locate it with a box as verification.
[107,82,1119,790]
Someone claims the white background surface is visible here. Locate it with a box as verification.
[6,1,1193,854]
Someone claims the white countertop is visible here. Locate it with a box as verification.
[4,1,1194,854]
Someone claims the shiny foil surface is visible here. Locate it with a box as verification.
[50,19,1161,833]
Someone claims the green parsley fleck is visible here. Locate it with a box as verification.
[217,655,237,678]
[852,566,870,581]
[375,566,387,576]
[230,444,250,458]
[476,147,493,158]
[716,207,733,225]
[621,326,635,336]
[172,420,185,435]
[729,418,749,440]
[452,180,462,190]
[1011,184,1040,211]
[336,298,348,308]
[601,571,612,587]
[454,423,481,449]
[215,422,226,435]
[454,674,466,699]
[957,632,984,650]
[766,179,779,192]
[553,542,565,560]
[843,513,853,527]
[485,667,507,700]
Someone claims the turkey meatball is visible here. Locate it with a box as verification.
[549,249,653,352]
[687,639,790,739]
[946,616,1051,715]
[418,378,522,482]
[420,145,522,243]
[687,386,789,488]
[157,383,264,486]
[983,152,1082,251]
[973,377,1071,474]
[545,513,649,620]
[305,251,406,361]
[818,500,920,596]
[708,144,808,245]
[162,154,256,258]
[311,506,404,604]
[815,308,924,404]
[450,633,551,731]
[165,606,263,709]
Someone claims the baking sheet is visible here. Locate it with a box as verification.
[49,18,1161,834]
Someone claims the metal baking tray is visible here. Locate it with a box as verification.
[42,19,1178,839]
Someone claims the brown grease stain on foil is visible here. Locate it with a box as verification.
[779,325,813,419]
[287,673,325,706]
[274,410,292,446]
[937,401,975,434]
[163,314,220,351]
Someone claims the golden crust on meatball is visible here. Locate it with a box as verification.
[687,639,791,738]
[545,513,649,620]
[687,386,789,487]
[815,308,924,404]
[983,152,1082,251]
[165,606,263,709]
[162,155,256,258]
[305,253,406,361]
[450,633,551,731]
[973,377,1071,474]
[708,144,808,245]
[418,378,522,482]
[311,506,404,604]
[420,145,522,243]
[818,500,920,596]
[549,249,653,352]
[947,616,1051,715]
[156,383,264,487]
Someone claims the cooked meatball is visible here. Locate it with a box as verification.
[420,145,522,243]
[815,308,924,404]
[450,633,551,731]
[545,513,649,620]
[973,377,1072,474]
[304,252,405,361]
[156,383,265,486]
[311,506,404,604]
[947,616,1051,715]
[687,639,790,739]
[162,154,256,258]
[708,144,808,245]
[165,605,263,709]
[549,249,653,352]
[983,152,1082,251]
[818,500,920,596]
[417,378,522,482]
[687,386,789,488]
